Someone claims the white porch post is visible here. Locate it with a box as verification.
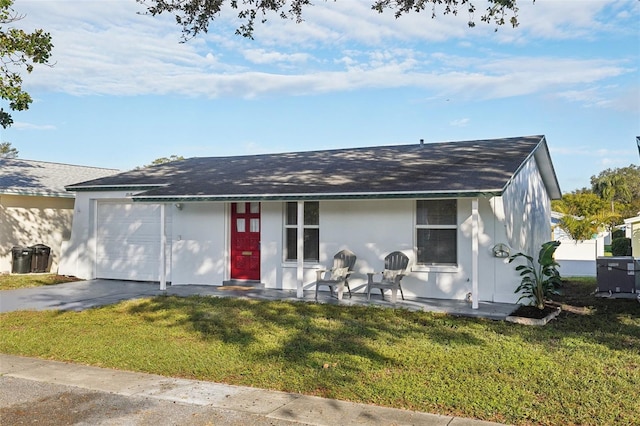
[471,198,479,309]
[296,201,304,298]
[92,199,98,280]
[159,204,167,291]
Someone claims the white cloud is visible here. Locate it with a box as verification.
[10,0,636,110]
[11,122,57,131]
[242,49,311,65]
[449,118,470,127]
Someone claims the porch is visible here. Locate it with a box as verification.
[165,284,518,321]
[0,279,518,320]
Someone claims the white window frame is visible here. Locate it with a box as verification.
[415,199,458,268]
[284,201,319,262]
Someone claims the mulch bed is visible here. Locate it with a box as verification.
[510,304,559,319]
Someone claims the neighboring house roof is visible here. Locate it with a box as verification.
[624,216,640,225]
[0,158,119,198]
[66,135,562,201]
[624,216,640,236]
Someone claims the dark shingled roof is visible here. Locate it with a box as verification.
[66,135,561,200]
[1,158,119,198]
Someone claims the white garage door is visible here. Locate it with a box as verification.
[96,202,161,281]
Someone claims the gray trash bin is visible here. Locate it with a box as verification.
[11,246,33,274]
[30,244,51,273]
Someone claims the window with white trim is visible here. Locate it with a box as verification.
[416,199,457,265]
[285,202,319,261]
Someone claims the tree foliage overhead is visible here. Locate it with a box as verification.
[553,165,640,240]
[552,190,607,218]
[0,0,53,129]
[137,0,523,40]
[0,140,17,157]
[552,191,620,241]
[144,154,185,168]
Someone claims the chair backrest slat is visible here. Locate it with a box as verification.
[333,249,357,271]
[384,251,409,272]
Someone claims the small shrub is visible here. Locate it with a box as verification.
[509,241,562,310]
[611,229,625,240]
[611,237,632,256]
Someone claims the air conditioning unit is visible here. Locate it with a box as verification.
[596,257,640,293]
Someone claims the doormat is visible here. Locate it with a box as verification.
[218,285,255,291]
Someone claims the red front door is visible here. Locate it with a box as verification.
[230,202,261,280]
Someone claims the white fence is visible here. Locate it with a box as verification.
[554,238,604,277]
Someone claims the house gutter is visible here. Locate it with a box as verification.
[1,189,75,198]
[130,189,504,203]
[65,184,168,192]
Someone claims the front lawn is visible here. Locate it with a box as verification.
[1,278,638,425]
[0,274,82,290]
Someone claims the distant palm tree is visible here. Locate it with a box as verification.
[594,175,630,213]
[0,142,18,158]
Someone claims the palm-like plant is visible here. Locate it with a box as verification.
[509,241,562,310]
[594,175,631,213]
[556,210,621,242]
[557,214,599,241]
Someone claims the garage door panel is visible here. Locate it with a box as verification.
[96,202,161,281]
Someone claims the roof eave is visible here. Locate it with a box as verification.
[1,189,75,198]
[533,136,562,199]
[500,136,562,200]
[131,189,505,202]
[65,184,168,192]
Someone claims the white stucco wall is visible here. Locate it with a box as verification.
[62,164,553,305]
[0,194,74,274]
[502,156,552,257]
[259,198,520,303]
[499,155,554,302]
[170,202,225,285]
[316,199,413,294]
[60,196,525,302]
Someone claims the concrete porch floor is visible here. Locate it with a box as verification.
[0,279,518,320]
[162,282,518,321]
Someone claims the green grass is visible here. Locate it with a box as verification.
[1,278,639,425]
[0,274,82,290]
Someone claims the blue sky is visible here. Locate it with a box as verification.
[2,0,639,193]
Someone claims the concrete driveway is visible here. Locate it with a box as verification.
[0,279,309,313]
[0,280,165,313]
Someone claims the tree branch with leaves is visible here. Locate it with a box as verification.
[0,0,53,129]
[137,0,524,40]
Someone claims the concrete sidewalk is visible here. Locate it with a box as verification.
[0,354,507,426]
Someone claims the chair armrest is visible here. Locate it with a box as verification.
[316,269,328,280]
[394,273,406,283]
[367,272,381,283]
